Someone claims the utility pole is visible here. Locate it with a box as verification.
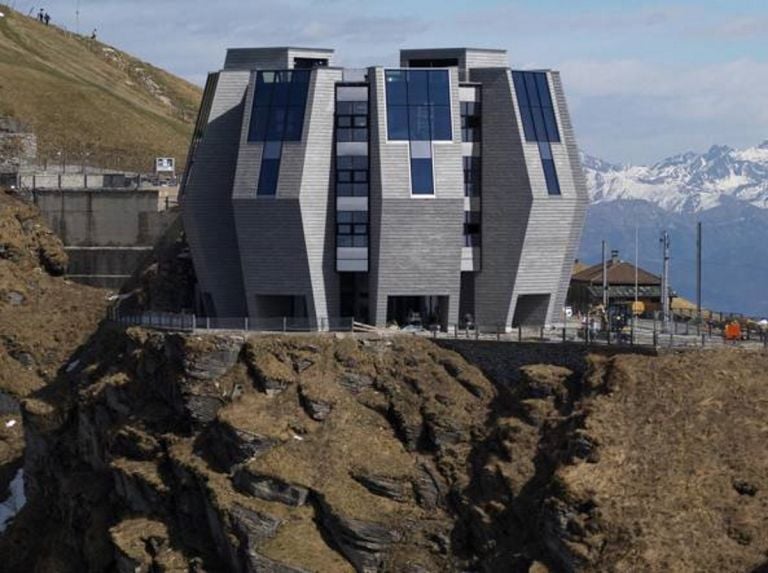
[601,240,608,309]
[660,231,671,332]
[696,222,702,334]
[634,225,639,340]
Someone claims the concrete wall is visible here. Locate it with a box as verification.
[34,189,172,247]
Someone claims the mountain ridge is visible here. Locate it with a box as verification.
[582,140,768,214]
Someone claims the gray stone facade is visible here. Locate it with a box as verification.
[181,47,588,329]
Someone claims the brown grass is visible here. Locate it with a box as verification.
[0,5,200,171]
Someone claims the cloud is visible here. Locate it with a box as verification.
[561,58,768,163]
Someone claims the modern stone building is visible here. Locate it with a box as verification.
[181,47,588,329]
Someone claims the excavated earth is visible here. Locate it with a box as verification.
[0,190,767,572]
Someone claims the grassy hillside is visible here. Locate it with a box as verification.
[0,5,201,171]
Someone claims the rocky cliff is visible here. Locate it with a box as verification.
[2,322,766,571]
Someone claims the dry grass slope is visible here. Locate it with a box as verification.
[0,4,201,171]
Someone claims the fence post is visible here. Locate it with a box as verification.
[701,334,705,347]
[192,314,196,331]
[669,332,674,348]
[540,326,545,341]
[653,329,658,347]
[496,324,501,341]
[244,316,249,331]
[475,325,479,340]
[283,317,287,333]
[562,326,566,343]
[206,316,210,330]
[454,324,458,339]
[518,325,522,342]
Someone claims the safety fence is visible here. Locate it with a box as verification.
[108,310,768,350]
[110,310,355,333]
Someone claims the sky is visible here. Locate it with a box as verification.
[15,0,768,164]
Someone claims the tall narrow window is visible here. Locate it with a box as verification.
[410,141,434,195]
[512,71,562,196]
[250,70,311,196]
[463,156,481,197]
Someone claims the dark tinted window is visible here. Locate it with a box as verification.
[387,106,409,140]
[337,211,368,248]
[464,211,481,247]
[385,69,452,141]
[257,158,280,196]
[431,107,452,140]
[248,70,310,143]
[411,158,434,195]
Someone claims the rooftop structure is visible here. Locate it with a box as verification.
[181,47,588,329]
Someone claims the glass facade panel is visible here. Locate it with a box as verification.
[411,158,434,195]
[409,106,431,140]
[385,69,452,142]
[257,158,280,196]
[248,70,310,143]
[385,71,408,105]
[387,106,409,140]
[513,71,562,196]
[407,70,430,105]
[431,106,452,140]
[336,211,369,248]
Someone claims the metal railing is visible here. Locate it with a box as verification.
[110,310,355,333]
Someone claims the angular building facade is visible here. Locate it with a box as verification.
[181,47,588,329]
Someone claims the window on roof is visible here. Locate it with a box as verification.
[513,71,562,196]
[385,69,452,141]
[248,70,310,143]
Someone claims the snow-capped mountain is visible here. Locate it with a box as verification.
[578,140,768,316]
[583,141,768,213]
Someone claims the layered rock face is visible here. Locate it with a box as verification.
[2,323,767,572]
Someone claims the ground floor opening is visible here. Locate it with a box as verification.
[339,273,369,324]
[512,294,551,327]
[386,295,449,330]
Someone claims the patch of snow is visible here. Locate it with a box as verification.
[0,469,26,533]
[65,360,80,373]
[4,420,16,428]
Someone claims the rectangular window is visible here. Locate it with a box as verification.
[335,100,369,143]
[512,71,560,143]
[463,156,481,197]
[257,158,280,196]
[256,141,282,196]
[411,158,434,195]
[513,71,562,196]
[464,211,481,247]
[335,88,369,198]
[461,101,481,142]
[337,211,368,247]
[538,142,561,195]
[248,70,310,143]
[385,69,452,142]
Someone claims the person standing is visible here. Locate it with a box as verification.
[38,8,44,23]
[44,12,50,25]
